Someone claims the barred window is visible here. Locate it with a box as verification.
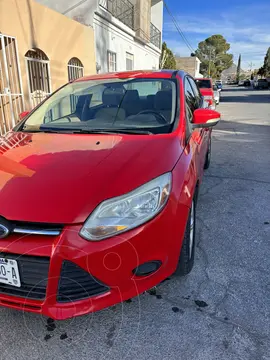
[25,48,51,107]
[107,51,117,72]
[68,58,84,81]
[126,52,134,71]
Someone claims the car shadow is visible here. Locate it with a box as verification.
[222,86,251,92]
[221,92,270,104]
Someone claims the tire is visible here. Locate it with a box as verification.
[174,198,196,276]
[204,137,211,169]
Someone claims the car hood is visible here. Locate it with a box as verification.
[0,132,182,223]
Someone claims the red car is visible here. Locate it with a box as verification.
[0,70,220,320]
[195,78,215,108]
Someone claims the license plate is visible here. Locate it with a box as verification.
[0,258,21,287]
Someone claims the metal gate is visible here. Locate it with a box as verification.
[0,35,24,135]
[25,49,51,107]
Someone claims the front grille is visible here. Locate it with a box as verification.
[0,253,50,300]
[0,216,63,236]
[57,261,109,303]
[13,221,63,236]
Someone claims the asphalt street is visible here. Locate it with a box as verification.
[0,86,270,360]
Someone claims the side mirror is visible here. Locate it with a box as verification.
[192,108,220,129]
[19,111,30,120]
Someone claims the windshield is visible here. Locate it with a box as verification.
[196,79,212,89]
[20,78,177,135]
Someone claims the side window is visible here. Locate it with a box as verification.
[188,77,201,108]
[184,77,196,123]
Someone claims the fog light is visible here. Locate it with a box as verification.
[133,261,161,276]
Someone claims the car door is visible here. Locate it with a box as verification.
[184,77,209,180]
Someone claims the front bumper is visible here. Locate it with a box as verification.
[0,199,189,320]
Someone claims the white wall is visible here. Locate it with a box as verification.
[35,0,98,26]
[94,13,161,73]
[151,0,163,32]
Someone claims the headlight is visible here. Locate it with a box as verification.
[80,173,172,241]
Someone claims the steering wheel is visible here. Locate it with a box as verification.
[45,115,72,124]
[138,110,168,125]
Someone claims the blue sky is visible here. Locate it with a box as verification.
[163,0,270,69]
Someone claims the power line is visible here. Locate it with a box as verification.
[62,0,88,15]
[164,1,195,54]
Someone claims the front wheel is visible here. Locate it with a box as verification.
[174,199,196,276]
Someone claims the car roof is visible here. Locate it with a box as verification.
[74,70,188,82]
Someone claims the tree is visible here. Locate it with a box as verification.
[257,66,266,78]
[236,54,241,82]
[263,47,270,76]
[160,42,176,69]
[195,35,233,77]
[239,73,246,80]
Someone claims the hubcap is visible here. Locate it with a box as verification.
[189,201,195,258]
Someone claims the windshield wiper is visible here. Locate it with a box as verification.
[72,129,153,135]
[22,128,153,135]
[22,129,76,134]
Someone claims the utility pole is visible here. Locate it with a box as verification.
[160,50,168,69]
[208,47,214,77]
[236,54,241,82]
[208,49,211,77]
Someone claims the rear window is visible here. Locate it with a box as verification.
[258,79,268,83]
[196,79,212,89]
[20,78,178,135]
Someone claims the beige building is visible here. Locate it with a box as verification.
[175,56,202,78]
[36,0,163,74]
[0,0,96,134]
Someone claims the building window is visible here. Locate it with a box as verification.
[126,52,134,71]
[99,0,134,30]
[0,34,24,133]
[150,23,161,48]
[107,51,117,72]
[68,57,84,81]
[25,48,51,107]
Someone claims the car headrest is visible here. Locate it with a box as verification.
[123,90,140,102]
[76,95,91,110]
[102,90,122,106]
[154,91,172,110]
